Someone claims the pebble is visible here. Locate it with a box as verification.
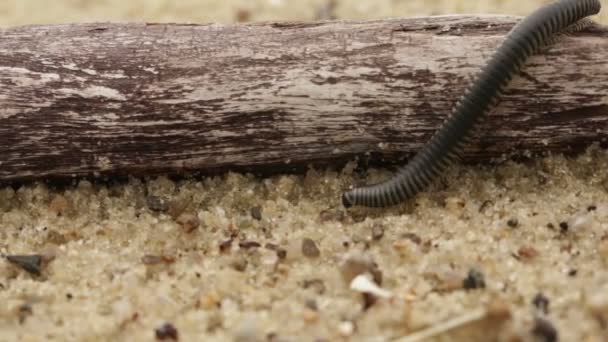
[340,253,382,285]
[301,238,320,258]
[175,213,200,233]
[302,308,319,323]
[155,322,178,341]
[517,246,539,260]
[147,196,169,212]
[507,218,519,228]
[5,254,43,276]
[371,224,384,241]
[230,256,248,272]
[250,206,263,221]
[463,268,485,290]
[532,293,550,314]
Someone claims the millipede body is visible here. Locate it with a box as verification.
[342,0,602,208]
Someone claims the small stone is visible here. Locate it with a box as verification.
[155,322,178,340]
[250,206,263,221]
[167,197,191,219]
[531,316,557,342]
[301,238,320,258]
[5,255,43,276]
[49,195,70,216]
[371,224,384,241]
[517,246,539,260]
[318,209,344,222]
[568,269,577,277]
[230,256,248,272]
[559,221,569,233]
[340,253,382,285]
[239,241,261,250]
[219,239,233,253]
[175,213,200,233]
[507,218,519,228]
[147,196,169,212]
[302,308,319,323]
[587,205,597,211]
[532,293,550,314]
[304,298,318,311]
[463,268,485,290]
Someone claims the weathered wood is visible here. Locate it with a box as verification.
[0,16,607,181]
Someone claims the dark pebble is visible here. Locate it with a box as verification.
[587,205,597,212]
[5,255,43,276]
[265,243,287,259]
[304,298,318,311]
[301,238,320,258]
[568,269,577,277]
[147,196,169,212]
[532,293,550,314]
[507,218,519,228]
[219,239,233,253]
[463,268,485,290]
[531,316,557,342]
[239,241,261,249]
[559,221,568,233]
[362,292,378,311]
[250,206,263,221]
[155,322,179,340]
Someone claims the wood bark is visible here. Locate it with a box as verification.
[0,16,607,181]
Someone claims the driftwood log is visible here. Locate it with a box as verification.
[0,16,607,181]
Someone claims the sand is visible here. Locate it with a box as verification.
[1,1,607,341]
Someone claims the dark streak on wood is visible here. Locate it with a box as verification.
[0,16,607,182]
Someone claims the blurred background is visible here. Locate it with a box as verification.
[0,0,606,26]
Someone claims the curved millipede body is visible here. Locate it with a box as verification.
[342,0,602,208]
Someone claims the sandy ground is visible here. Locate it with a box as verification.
[1,1,607,341]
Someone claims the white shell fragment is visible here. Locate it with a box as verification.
[350,274,392,298]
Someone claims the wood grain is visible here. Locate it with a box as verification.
[0,16,606,181]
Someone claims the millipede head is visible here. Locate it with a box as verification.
[341,191,353,208]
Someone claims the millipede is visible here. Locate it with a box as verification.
[342,0,602,208]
